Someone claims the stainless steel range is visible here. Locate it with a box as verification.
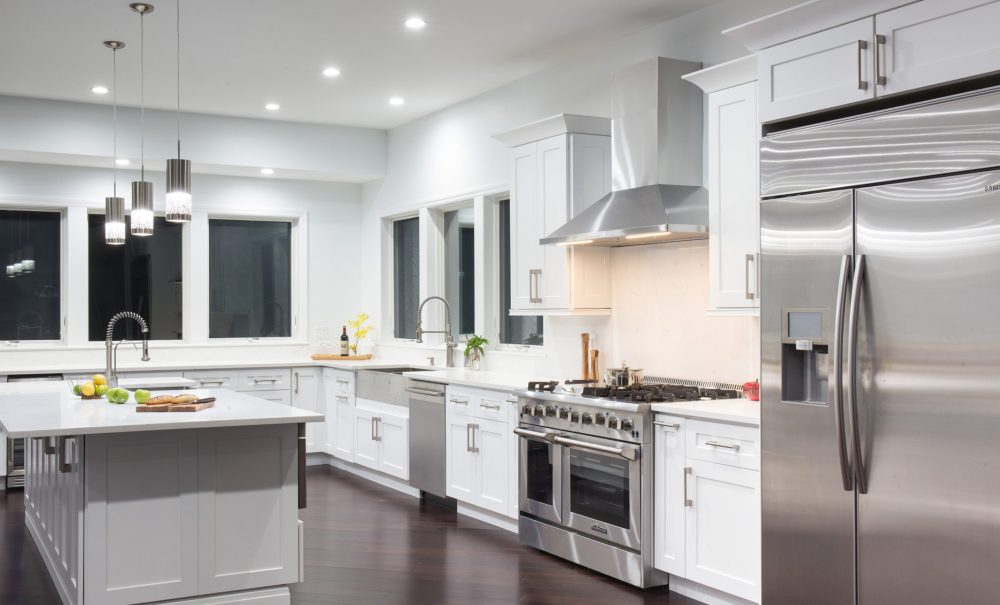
[513,381,699,588]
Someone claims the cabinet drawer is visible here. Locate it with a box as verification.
[183,369,238,390]
[685,420,759,471]
[237,368,291,392]
[446,386,516,421]
[253,390,291,406]
[324,369,355,395]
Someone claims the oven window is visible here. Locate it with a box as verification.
[525,439,555,505]
[569,450,631,529]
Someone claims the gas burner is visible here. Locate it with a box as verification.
[527,381,559,392]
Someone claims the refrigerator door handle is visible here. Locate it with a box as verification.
[833,254,853,491]
[848,253,868,494]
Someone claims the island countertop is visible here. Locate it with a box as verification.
[0,381,323,438]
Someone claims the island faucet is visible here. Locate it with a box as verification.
[105,311,150,387]
[415,296,456,368]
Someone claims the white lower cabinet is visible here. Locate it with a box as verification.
[323,369,355,461]
[353,398,408,480]
[445,386,516,518]
[292,368,323,453]
[654,413,761,603]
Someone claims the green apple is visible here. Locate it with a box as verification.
[134,389,151,405]
[96,384,109,397]
[72,384,83,396]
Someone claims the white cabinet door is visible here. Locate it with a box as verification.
[292,368,322,453]
[510,142,542,311]
[876,0,1000,96]
[708,81,760,312]
[654,417,687,577]
[758,18,875,122]
[685,459,761,603]
[332,394,355,461]
[378,412,409,480]
[537,135,570,310]
[446,415,478,502]
[475,418,510,516]
[353,407,379,471]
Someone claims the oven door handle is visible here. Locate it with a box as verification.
[552,435,638,461]
[512,427,558,443]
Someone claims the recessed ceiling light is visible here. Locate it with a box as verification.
[389,97,405,106]
[322,66,341,78]
[260,168,274,175]
[405,16,426,29]
[265,102,280,111]
[115,158,130,166]
[92,85,110,95]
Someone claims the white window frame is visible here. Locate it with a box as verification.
[382,212,421,342]
[489,194,544,351]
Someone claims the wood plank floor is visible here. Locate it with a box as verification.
[0,465,701,604]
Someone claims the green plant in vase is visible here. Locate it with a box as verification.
[464,335,489,371]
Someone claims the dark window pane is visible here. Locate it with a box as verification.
[0,210,61,341]
[88,215,182,341]
[499,199,543,345]
[394,217,420,339]
[209,219,291,338]
[444,207,475,339]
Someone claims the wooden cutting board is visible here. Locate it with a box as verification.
[310,353,373,361]
[136,400,215,413]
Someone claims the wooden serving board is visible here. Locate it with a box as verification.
[310,353,373,361]
[136,400,216,413]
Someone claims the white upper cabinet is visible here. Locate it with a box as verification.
[685,57,761,314]
[876,0,1000,95]
[758,18,875,123]
[755,0,1000,122]
[496,115,613,315]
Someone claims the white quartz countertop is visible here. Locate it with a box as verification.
[0,382,322,438]
[1,357,426,376]
[651,399,760,426]
[402,369,531,392]
[116,376,198,390]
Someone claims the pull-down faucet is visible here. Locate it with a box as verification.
[415,296,456,368]
[105,311,151,388]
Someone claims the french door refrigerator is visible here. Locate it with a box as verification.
[760,85,1000,605]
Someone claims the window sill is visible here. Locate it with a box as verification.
[0,340,310,352]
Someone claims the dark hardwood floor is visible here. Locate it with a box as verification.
[0,466,700,604]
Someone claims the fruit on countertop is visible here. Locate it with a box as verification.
[81,382,96,397]
[93,374,107,386]
[72,383,83,396]
[96,384,109,396]
[105,387,130,405]
[134,389,151,405]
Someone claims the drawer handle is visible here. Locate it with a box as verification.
[480,403,501,411]
[856,39,869,91]
[653,421,680,430]
[58,436,75,474]
[337,379,350,385]
[449,398,469,406]
[705,440,741,452]
[684,466,693,507]
[335,395,350,401]
[200,380,225,386]
[253,378,279,385]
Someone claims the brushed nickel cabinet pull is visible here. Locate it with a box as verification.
[857,39,869,90]
[684,466,693,507]
[875,34,887,86]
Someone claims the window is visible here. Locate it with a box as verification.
[209,219,291,338]
[0,210,61,341]
[393,217,420,339]
[88,215,183,341]
[498,199,543,345]
[444,207,475,340]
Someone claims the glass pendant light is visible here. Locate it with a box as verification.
[130,3,154,237]
[165,0,191,222]
[104,40,127,245]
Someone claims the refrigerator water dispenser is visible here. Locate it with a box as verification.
[781,309,830,405]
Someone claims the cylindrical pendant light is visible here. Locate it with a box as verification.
[165,0,191,222]
[130,3,155,237]
[104,40,127,245]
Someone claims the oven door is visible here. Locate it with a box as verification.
[558,433,641,550]
[514,426,562,525]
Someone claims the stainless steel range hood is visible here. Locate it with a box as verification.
[540,57,707,247]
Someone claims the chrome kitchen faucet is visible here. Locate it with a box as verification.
[415,296,456,368]
[105,311,151,387]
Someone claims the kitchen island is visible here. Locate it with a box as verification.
[0,381,322,605]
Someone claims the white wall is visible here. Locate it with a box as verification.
[362,0,790,381]
[0,160,362,371]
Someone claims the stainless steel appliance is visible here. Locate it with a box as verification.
[405,378,450,500]
[513,381,725,588]
[5,373,63,488]
[760,84,1000,605]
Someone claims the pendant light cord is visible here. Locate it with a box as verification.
[112,46,118,198]
[139,10,145,182]
[176,0,181,158]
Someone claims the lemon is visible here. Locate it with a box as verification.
[93,374,107,386]
[81,382,96,397]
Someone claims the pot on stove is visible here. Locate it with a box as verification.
[605,363,643,388]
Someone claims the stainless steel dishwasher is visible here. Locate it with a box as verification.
[405,378,449,500]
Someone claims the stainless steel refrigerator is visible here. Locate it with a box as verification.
[760,85,1000,605]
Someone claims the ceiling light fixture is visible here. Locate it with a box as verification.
[92,85,110,95]
[165,0,191,223]
[265,102,280,111]
[130,3,155,237]
[405,16,426,29]
[104,40,127,245]
[322,66,341,78]
[389,96,405,106]
[260,168,274,175]
[115,158,130,166]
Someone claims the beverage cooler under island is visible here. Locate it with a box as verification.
[0,381,322,605]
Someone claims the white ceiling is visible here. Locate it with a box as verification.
[0,0,717,130]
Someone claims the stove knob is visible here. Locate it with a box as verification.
[558,407,570,419]
[606,415,620,429]
[533,405,545,417]
[594,412,606,426]
[570,410,581,423]
[545,405,557,417]
[581,412,593,425]
[521,404,532,415]
[620,417,634,430]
